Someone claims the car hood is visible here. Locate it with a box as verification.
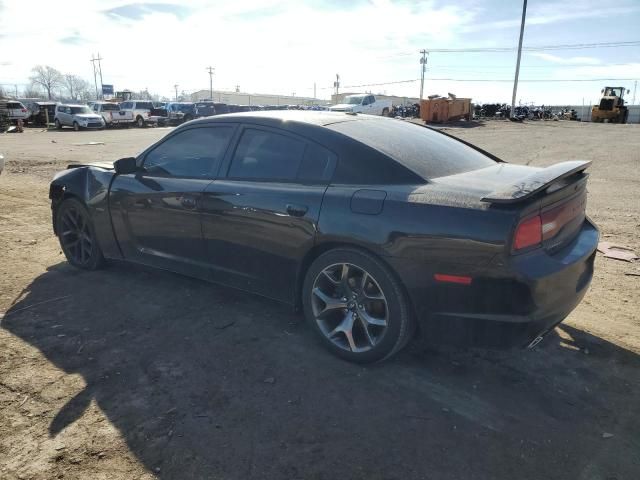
[329,104,355,110]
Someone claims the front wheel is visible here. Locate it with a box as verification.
[56,198,104,270]
[73,121,80,131]
[302,248,415,363]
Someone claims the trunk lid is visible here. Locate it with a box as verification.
[433,161,591,254]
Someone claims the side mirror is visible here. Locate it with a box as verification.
[114,157,138,174]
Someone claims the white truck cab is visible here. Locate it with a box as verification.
[329,94,392,116]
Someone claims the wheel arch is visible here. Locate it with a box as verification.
[295,241,419,332]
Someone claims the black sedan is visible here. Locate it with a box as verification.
[49,111,598,363]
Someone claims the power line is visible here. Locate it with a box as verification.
[317,77,638,90]
[378,40,640,58]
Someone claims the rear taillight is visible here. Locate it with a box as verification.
[513,215,542,251]
[21,108,27,112]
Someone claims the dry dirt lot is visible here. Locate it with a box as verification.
[0,120,639,480]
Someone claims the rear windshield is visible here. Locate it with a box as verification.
[8,102,24,109]
[135,102,153,109]
[328,119,496,179]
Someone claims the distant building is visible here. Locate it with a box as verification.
[189,90,323,106]
[331,92,420,106]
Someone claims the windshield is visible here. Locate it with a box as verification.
[605,87,623,97]
[70,106,93,114]
[344,95,365,105]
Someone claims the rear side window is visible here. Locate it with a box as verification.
[298,143,336,182]
[329,120,496,179]
[143,127,233,178]
[8,102,22,109]
[135,102,153,109]
[229,128,305,181]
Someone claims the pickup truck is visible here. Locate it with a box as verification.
[118,100,155,127]
[329,94,392,116]
[91,102,135,127]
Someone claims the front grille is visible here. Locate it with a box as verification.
[599,99,614,111]
[87,122,102,128]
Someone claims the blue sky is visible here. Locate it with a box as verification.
[1,0,639,104]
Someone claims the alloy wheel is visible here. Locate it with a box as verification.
[59,205,94,265]
[311,263,389,353]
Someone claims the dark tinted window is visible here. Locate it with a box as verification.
[143,127,233,177]
[120,102,131,109]
[7,102,22,109]
[229,128,305,180]
[101,103,120,111]
[298,143,336,182]
[329,119,496,179]
[135,102,153,110]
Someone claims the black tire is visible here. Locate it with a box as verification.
[73,121,80,132]
[55,119,62,130]
[136,116,145,128]
[382,108,389,117]
[56,198,105,270]
[302,248,415,363]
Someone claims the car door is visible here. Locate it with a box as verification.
[109,124,236,278]
[200,125,336,302]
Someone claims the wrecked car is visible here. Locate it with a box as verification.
[49,111,598,363]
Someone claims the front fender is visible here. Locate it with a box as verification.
[50,166,123,259]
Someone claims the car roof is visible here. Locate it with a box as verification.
[192,110,370,127]
[58,104,88,108]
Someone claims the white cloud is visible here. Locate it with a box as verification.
[530,53,601,65]
[0,0,476,99]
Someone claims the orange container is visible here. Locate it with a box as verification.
[420,97,471,123]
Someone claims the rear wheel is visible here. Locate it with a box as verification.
[136,116,145,128]
[56,198,104,270]
[55,119,62,130]
[302,248,414,363]
[382,107,390,117]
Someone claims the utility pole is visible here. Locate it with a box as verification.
[313,82,316,100]
[96,53,104,99]
[206,66,215,100]
[334,74,340,102]
[90,55,100,100]
[510,0,527,118]
[14,84,18,98]
[632,80,637,105]
[174,84,179,101]
[419,49,428,100]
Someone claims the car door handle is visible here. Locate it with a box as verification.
[286,204,308,217]
[180,195,198,209]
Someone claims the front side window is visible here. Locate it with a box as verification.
[228,128,305,181]
[143,127,234,178]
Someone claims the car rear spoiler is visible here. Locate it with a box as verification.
[481,160,591,204]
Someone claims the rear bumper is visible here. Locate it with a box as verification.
[394,219,599,349]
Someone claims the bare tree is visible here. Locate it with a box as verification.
[0,85,6,98]
[29,65,63,100]
[23,87,44,99]
[64,74,91,101]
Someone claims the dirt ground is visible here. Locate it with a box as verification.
[0,120,638,480]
